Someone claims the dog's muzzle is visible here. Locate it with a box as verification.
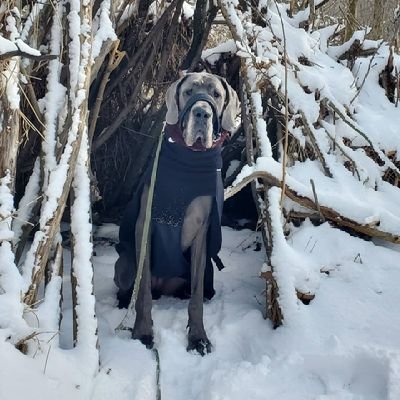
[178,93,221,140]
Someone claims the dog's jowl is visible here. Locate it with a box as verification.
[114,72,240,355]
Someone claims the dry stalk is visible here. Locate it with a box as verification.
[322,121,361,180]
[350,38,385,105]
[328,100,400,178]
[15,331,38,354]
[270,0,290,206]
[310,178,325,222]
[93,42,159,150]
[299,111,333,178]
[88,40,125,146]
[396,66,399,107]
[309,0,315,30]
[19,66,45,128]
[43,345,52,374]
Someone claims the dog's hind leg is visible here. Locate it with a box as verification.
[183,196,213,355]
[132,185,154,349]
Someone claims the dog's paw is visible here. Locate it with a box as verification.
[116,290,132,309]
[132,333,154,349]
[187,337,212,356]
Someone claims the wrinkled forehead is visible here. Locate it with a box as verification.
[179,74,225,96]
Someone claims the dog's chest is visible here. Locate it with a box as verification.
[151,138,221,228]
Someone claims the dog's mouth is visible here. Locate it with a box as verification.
[190,136,206,150]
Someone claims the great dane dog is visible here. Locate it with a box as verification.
[114,72,240,355]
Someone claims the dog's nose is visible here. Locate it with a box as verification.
[192,106,211,121]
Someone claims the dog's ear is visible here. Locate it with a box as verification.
[219,77,240,133]
[165,79,181,125]
[165,75,190,125]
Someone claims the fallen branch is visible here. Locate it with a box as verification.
[0,50,57,61]
[225,169,400,244]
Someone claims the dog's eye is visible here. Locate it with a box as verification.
[185,89,192,96]
[213,91,221,98]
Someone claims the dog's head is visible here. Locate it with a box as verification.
[165,72,240,149]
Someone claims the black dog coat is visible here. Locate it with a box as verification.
[114,131,223,300]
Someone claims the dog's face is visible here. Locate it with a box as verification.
[165,72,240,149]
[178,75,226,148]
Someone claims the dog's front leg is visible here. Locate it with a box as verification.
[132,185,154,349]
[187,216,212,356]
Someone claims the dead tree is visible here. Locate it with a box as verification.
[369,0,385,39]
[345,0,359,41]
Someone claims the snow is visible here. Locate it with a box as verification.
[2,226,400,399]
[234,156,400,237]
[70,129,99,369]
[220,0,400,252]
[182,1,195,20]
[327,30,367,59]
[21,0,93,306]
[1,16,21,110]
[38,0,66,173]
[20,0,49,42]
[203,40,237,65]
[0,31,41,58]
[117,2,138,27]
[13,158,41,248]
[0,173,30,342]
[92,0,117,61]
[1,0,400,398]
[14,38,42,57]
[0,35,19,54]
[352,45,400,154]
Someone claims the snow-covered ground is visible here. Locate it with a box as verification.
[2,224,400,400]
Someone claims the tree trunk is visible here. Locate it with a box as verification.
[345,0,359,41]
[0,9,20,189]
[369,0,385,39]
[0,1,31,346]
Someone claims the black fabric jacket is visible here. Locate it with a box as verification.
[114,134,223,299]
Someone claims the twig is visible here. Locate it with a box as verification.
[93,42,159,150]
[327,100,400,177]
[88,40,124,146]
[104,0,178,100]
[310,179,325,222]
[315,0,333,10]
[43,345,52,374]
[15,331,39,353]
[115,0,133,25]
[271,0,289,206]
[19,66,45,128]
[350,39,385,105]
[322,121,361,180]
[396,66,399,107]
[299,111,333,178]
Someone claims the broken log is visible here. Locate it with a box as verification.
[225,169,400,244]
